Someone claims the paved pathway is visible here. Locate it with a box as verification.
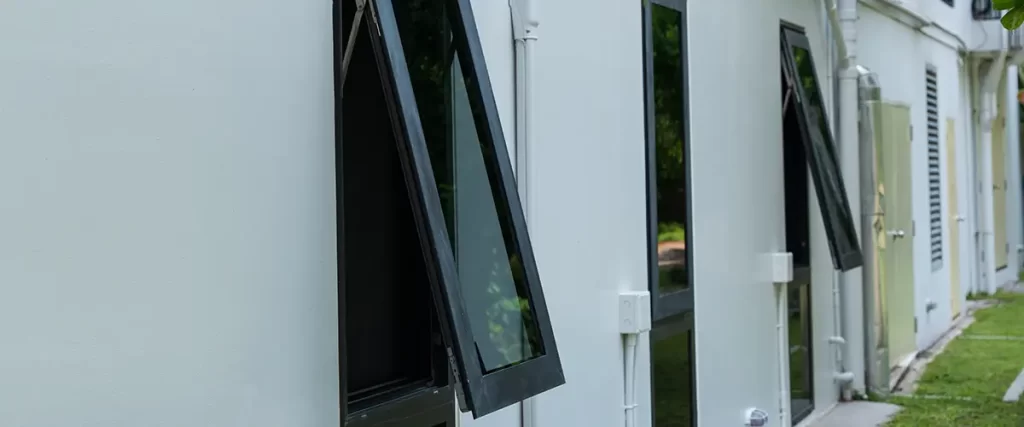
[806,401,901,427]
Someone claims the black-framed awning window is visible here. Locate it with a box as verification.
[344,0,565,419]
[779,25,863,272]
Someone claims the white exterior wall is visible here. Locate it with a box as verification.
[689,1,841,426]
[957,57,978,303]
[467,1,649,427]
[0,1,339,426]
[858,5,968,349]
[1008,68,1023,276]
[472,0,846,426]
[996,67,1022,285]
[4,0,1017,426]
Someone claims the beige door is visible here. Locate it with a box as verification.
[946,118,962,318]
[882,103,916,368]
[993,78,1009,270]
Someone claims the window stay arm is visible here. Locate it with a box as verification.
[340,0,372,92]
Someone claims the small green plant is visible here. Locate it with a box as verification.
[994,0,1024,30]
[967,290,997,301]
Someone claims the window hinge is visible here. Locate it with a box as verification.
[910,125,913,140]
[1007,243,1010,254]
[912,220,916,236]
[914,317,918,333]
[446,346,462,385]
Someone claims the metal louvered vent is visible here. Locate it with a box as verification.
[926,66,943,270]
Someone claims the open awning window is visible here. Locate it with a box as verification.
[346,0,565,419]
[780,25,864,272]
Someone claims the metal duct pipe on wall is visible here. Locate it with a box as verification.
[856,67,890,397]
[980,52,1009,294]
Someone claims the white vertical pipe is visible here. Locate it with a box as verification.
[981,52,1008,293]
[511,0,539,425]
[969,58,983,295]
[776,283,790,426]
[1003,65,1019,274]
[836,0,865,395]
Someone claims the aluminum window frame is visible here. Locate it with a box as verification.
[644,0,697,425]
[368,0,565,419]
[337,1,457,425]
[645,0,694,323]
[780,24,864,272]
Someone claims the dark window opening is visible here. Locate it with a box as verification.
[781,39,816,427]
[645,0,696,426]
[783,104,811,268]
[780,24,864,272]
[787,279,814,424]
[338,0,565,421]
[340,2,454,425]
[651,313,696,427]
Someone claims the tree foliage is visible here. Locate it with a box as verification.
[994,0,1024,29]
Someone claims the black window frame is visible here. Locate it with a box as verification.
[644,1,698,426]
[364,0,565,419]
[779,24,864,272]
[335,1,346,423]
[645,0,693,324]
[336,0,457,425]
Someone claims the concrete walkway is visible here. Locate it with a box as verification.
[805,401,902,427]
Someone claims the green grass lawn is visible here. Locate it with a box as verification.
[885,291,1024,426]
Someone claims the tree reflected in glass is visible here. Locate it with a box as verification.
[649,4,694,427]
[652,4,687,293]
[392,0,542,372]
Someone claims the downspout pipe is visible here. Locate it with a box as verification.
[856,66,890,397]
[831,0,864,396]
[511,0,539,425]
[980,50,1008,294]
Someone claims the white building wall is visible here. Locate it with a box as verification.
[921,0,970,40]
[6,0,1012,426]
[950,59,974,303]
[464,1,651,427]
[689,1,840,426]
[857,6,969,349]
[472,0,846,426]
[996,67,1022,286]
[0,1,340,426]
[923,36,961,342]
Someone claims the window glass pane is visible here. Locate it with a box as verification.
[652,4,688,294]
[788,282,814,423]
[392,0,543,373]
[788,44,861,269]
[652,314,695,427]
[649,4,694,427]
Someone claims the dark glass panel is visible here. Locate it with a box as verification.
[391,0,543,372]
